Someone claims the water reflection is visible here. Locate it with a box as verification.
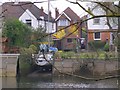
[2,72,118,88]
[2,77,17,88]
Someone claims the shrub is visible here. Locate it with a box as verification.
[104,43,109,52]
[66,51,75,59]
[60,51,68,59]
[57,51,75,59]
[29,44,37,53]
[54,52,61,59]
[88,40,106,50]
[19,45,37,76]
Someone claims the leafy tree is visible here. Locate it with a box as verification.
[19,45,37,75]
[3,19,32,48]
[31,26,49,46]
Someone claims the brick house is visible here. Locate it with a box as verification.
[54,7,81,51]
[87,5,117,50]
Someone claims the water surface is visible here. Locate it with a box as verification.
[2,72,118,89]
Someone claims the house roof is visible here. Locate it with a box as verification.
[55,7,80,21]
[2,2,54,22]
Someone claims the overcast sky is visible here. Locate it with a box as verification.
[1,0,89,18]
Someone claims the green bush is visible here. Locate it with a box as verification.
[60,51,68,59]
[88,40,106,50]
[19,45,37,76]
[57,51,75,59]
[66,51,75,59]
[104,43,109,52]
[29,44,37,53]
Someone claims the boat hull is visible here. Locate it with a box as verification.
[35,64,53,72]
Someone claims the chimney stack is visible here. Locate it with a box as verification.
[55,8,59,19]
[49,11,51,18]
[41,7,44,12]
[40,7,44,16]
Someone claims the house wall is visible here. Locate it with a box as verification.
[19,9,56,33]
[88,31,110,42]
[101,32,110,42]
[87,16,109,30]
[88,32,93,42]
[87,7,109,30]
[19,9,39,29]
[62,38,75,50]
[57,25,79,50]
[87,6,117,43]
[46,22,56,33]
[54,7,81,51]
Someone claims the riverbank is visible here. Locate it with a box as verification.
[53,58,118,77]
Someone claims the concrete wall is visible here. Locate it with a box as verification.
[2,77,17,88]
[53,59,118,76]
[0,54,20,77]
[53,59,81,75]
[90,60,118,76]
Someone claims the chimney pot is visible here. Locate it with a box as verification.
[55,8,59,18]
[41,7,43,12]
[49,11,51,17]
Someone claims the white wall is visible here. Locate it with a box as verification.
[19,9,56,33]
[87,6,118,30]
[45,22,56,33]
[19,9,39,29]
[87,5,118,44]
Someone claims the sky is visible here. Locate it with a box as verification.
[1,0,89,18]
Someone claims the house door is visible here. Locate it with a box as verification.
[54,40,62,50]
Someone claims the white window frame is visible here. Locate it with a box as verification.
[94,32,101,40]
[58,19,70,26]
[26,19,32,26]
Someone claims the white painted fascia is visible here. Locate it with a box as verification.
[55,12,71,21]
[19,9,37,20]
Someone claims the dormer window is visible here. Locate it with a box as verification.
[93,18,100,25]
[58,19,70,26]
[26,19,31,26]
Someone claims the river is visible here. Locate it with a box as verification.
[1,72,119,89]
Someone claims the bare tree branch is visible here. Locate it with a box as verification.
[66,0,95,16]
[43,14,120,39]
[95,2,117,15]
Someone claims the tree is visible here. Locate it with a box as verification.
[31,26,49,46]
[3,18,32,48]
[86,2,120,55]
